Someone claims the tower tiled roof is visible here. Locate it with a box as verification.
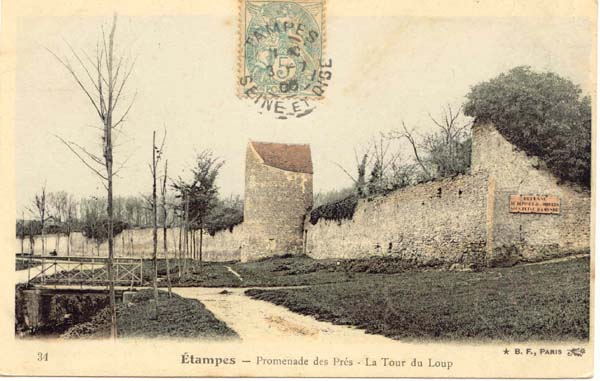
[250,141,313,174]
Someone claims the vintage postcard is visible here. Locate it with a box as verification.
[0,0,595,378]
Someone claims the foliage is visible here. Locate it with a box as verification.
[173,150,224,230]
[464,66,591,187]
[205,195,244,235]
[335,105,473,206]
[421,121,472,178]
[16,220,47,237]
[387,105,473,185]
[81,219,129,244]
[309,195,358,225]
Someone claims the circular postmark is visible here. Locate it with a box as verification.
[240,58,333,119]
[240,0,332,118]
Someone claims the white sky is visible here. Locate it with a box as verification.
[15,14,594,215]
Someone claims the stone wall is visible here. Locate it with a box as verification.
[15,225,243,262]
[472,123,591,265]
[16,125,590,267]
[201,225,244,262]
[241,143,313,262]
[304,123,590,267]
[305,172,490,267]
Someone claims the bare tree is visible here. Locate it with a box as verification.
[173,151,224,271]
[387,104,473,180]
[48,191,70,254]
[161,160,172,298]
[334,146,373,197]
[366,137,402,195]
[64,196,78,256]
[28,222,36,256]
[149,130,166,318]
[335,138,405,197]
[29,184,48,255]
[424,104,472,177]
[17,211,26,255]
[49,14,136,339]
[388,122,432,179]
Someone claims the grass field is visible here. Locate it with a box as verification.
[245,257,590,342]
[153,255,434,287]
[61,289,238,339]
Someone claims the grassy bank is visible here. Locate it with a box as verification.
[62,289,238,339]
[154,255,442,287]
[32,254,450,288]
[15,258,40,271]
[245,257,590,342]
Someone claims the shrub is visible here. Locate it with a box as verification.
[309,195,358,225]
[81,219,129,243]
[464,66,591,187]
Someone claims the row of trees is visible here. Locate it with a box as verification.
[18,188,243,255]
[337,104,472,199]
[21,144,240,324]
[310,104,472,225]
[40,14,238,337]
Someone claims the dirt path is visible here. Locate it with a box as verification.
[172,287,396,344]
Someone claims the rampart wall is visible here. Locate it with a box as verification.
[17,125,590,266]
[472,123,591,265]
[305,172,490,267]
[16,225,243,262]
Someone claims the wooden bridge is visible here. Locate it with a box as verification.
[16,255,146,288]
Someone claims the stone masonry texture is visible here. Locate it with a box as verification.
[18,127,590,266]
[305,172,490,267]
[472,123,590,265]
[241,141,313,262]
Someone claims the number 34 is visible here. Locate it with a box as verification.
[37,352,48,362]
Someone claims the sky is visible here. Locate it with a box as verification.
[15,13,595,215]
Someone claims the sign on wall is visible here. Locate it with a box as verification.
[509,195,560,214]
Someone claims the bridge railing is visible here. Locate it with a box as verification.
[18,255,146,288]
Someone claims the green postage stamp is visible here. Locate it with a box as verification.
[239,0,326,98]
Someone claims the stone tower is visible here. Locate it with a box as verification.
[241,141,313,262]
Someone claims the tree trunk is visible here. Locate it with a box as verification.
[66,228,71,257]
[178,225,182,278]
[199,218,203,272]
[192,229,196,262]
[183,196,189,278]
[103,15,120,340]
[20,213,25,255]
[164,225,171,296]
[41,224,45,256]
[162,160,172,298]
[151,131,159,318]
[182,225,187,279]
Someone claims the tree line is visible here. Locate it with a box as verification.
[22,14,247,335]
[17,190,244,253]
